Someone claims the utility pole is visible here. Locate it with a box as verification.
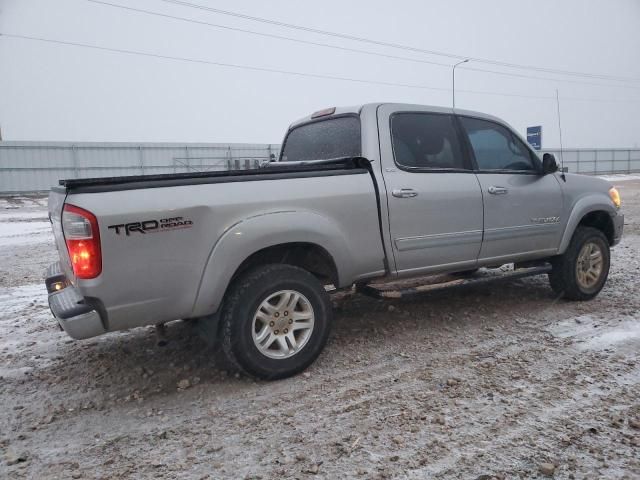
[555,89,567,180]
[452,59,469,108]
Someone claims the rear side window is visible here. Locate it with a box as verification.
[459,117,538,172]
[280,116,361,162]
[391,113,467,170]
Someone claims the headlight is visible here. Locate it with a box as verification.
[609,187,621,208]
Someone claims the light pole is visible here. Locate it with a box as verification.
[452,59,469,108]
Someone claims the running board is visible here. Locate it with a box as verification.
[357,265,552,299]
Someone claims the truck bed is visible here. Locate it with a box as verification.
[49,155,387,334]
[57,157,370,193]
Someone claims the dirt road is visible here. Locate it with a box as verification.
[1,180,639,479]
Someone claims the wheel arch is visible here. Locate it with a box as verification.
[190,210,351,317]
[559,196,616,253]
[231,242,338,286]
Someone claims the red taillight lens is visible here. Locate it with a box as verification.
[62,204,102,279]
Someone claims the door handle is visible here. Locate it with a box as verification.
[392,188,418,198]
[488,186,508,195]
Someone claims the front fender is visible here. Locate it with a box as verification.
[190,210,353,317]
[558,193,616,254]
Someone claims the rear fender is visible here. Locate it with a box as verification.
[191,210,352,317]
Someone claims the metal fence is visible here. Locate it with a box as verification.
[540,148,640,175]
[0,141,280,193]
[1,142,638,193]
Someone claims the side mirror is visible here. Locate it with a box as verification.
[542,153,559,174]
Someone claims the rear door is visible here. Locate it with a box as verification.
[377,105,484,275]
[458,115,563,262]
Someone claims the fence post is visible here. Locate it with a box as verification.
[629,149,632,174]
[594,150,598,174]
[72,145,79,178]
[139,145,145,175]
[185,146,190,172]
[610,149,614,174]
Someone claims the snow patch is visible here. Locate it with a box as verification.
[582,322,640,350]
[549,314,640,352]
[0,210,49,221]
[0,220,52,247]
[0,283,48,320]
[598,174,640,182]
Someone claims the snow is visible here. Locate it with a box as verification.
[0,283,48,320]
[548,314,640,352]
[0,219,53,247]
[0,283,58,379]
[598,174,640,182]
[582,321,640,350]
[0,211,49,221]
[0,199,53,247]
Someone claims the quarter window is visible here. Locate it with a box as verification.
[459,117,538,172]
[391,113,467,170]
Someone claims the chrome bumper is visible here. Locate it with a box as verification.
[46,263,106,339]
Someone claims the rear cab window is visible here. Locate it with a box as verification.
[280,116,361,162]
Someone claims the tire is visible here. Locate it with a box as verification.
[221,264,333,380]
[548,226,610,301]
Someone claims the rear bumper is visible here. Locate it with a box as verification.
[612,212,624,246]
[46,262,106,339]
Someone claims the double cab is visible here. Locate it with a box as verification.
[46,103,624,379]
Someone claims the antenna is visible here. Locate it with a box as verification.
[555,89,566,180]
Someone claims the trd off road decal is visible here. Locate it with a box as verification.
[108,216,193,236]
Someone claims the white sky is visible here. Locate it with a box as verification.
[1,0,640,148]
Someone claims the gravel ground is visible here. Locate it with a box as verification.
[1,181,639,480]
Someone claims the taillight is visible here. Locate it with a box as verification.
[62,204,102,279]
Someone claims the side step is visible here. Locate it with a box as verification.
[357,264,552,299]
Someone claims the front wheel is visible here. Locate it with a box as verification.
[221,264,332,380]
[548,226,610,301]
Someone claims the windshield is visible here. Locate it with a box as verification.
[280,116,361,162]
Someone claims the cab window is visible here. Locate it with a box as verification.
[280,116,361,162]
[391,113,467,170]
[459,117,538,172]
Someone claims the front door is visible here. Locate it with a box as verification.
[458,115,563,262]
[378,105,484,275]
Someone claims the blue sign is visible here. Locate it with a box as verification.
[526,126,542,150]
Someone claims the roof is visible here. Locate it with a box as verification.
[288,103,507,130]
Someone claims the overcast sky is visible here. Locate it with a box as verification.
[1,0,639,148]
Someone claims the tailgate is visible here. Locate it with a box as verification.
[48,189,75,282]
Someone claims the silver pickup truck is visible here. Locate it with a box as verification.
[46,103,624,379]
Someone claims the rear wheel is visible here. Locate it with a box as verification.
[548,226,610,300]
[221,264,332,380]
